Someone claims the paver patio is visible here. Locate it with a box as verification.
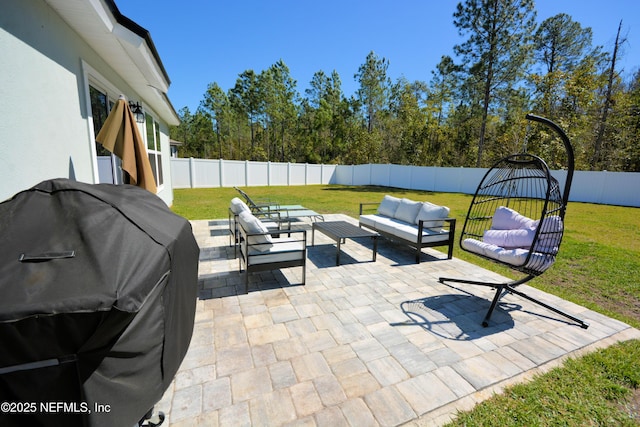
[156,214,640,426]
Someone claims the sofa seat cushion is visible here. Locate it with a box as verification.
[247,239,305,264]
[359,214,378,229]
[361,214,450,244]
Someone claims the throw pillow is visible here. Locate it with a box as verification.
[491,206,535,230]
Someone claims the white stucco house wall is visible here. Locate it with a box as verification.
[0,0,180,205]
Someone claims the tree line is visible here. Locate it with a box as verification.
[170,0,640,171]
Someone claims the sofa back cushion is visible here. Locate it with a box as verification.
[394,198,423,223]
[415,202,449,227]
[378,195,401,217]
[230,197,250,214]
[238,211,273,251]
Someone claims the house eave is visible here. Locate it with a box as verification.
[45,0,180,126]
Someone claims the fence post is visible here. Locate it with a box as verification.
[219,159,224,188]
[189,157,196,188]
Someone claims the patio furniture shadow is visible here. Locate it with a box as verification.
[306,235,449,268]
[307,238,377,267]
[208,220,231,237]
[375,239,448,266]
[197,269,304,300]
[391,294,518,340]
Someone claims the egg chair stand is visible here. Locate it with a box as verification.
[439,114,589,329]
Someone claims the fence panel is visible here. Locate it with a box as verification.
[289,163,307,185]
[192,159,220,188]
[171,158,192,188]
[247,161,269,187]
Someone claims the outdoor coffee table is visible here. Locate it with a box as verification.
[311,221,379,266]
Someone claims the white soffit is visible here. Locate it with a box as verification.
[45,0,178,125]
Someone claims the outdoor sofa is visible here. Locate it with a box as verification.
[359,195,456,263]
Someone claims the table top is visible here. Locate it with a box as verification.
[313,221,379,239]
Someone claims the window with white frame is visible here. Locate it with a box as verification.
[145,114,164,187]
[85,61,163,189]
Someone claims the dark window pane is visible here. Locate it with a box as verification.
[157,154,163,185]
[148,152,157,184]
[146,114,155,150]
[90,86,111,156]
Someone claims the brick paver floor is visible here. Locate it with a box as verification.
[155,215,640,426]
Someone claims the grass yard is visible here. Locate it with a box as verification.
[172,184,640,425]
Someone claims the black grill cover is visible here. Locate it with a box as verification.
[0,179,199,426]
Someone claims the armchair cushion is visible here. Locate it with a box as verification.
[247,239,306,264]
[230,197,250,214]
[238,211,273,251]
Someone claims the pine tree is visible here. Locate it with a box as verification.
[453,0,536,166]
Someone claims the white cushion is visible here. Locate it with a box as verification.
[378,195,401,217]
[238,211,273,251]
[247,239,305,264]
[532,216,563,252]
[359,214,377,229]
[394,199,422,223]
[361,214,449,244]
[415,201,449,228]
[491,206,535,230]
[483,229,535,249]
[230,197,250,214]
[534,215,563,233]
[462,238,555,272]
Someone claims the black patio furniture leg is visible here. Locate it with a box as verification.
[372,236,377,262]
[482,286,507,327]
[439,274,589,328]
[507,286,590,329]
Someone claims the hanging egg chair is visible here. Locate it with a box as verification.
[440,114,589,329]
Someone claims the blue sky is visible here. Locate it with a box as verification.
[118,1,640,113]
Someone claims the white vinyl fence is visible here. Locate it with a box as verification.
[171,158,640,208]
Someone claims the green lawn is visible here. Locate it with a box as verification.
[172,184,640,425]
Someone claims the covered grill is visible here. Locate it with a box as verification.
[0,179,199,426]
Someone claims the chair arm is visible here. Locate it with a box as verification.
[417,217,456,230]
[241,228,307,244]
